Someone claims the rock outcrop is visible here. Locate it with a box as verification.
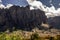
[0,5,47,32]
[48,16,60,29]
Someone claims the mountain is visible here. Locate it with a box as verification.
[0,0,60,35]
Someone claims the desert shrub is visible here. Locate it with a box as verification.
[0,33,6,40]
[0,32,23,40]
[49,37,54,40]
[56,35,60,40]
[0,31,60,40]
[30,33,41,40]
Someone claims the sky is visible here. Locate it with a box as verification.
[0,0,60,9]
[0,0,1,2]
[38,0,60,9]
[1,0,29,7]
[0,0,60,18]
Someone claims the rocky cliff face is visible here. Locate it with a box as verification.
[0,5,47,32]
[48,16,60,29]
[0,8,9,32]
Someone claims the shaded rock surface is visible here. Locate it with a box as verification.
[0,5,47,32]
[48,16,60,29]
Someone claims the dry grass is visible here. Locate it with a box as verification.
[0,30,60,40]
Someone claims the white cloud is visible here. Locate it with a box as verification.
[28,0,45,10]
[6,4,13,9]
[26,0,60,18]
[29,0,60,18]
[49,0,52,3]
[0,0,2,2]
[59,3,60,6]
[0,4,5,9]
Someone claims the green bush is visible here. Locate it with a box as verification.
[0,31,60,40]
[0,32,23,40]
[56,35,60,40]
[49,37,54,40]
[30,33,41,40]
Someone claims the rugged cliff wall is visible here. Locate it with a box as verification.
[0,5,47,32]
[48,16,60,29]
